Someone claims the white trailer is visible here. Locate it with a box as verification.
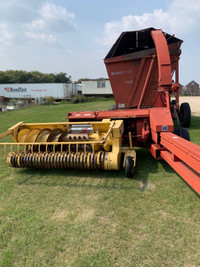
[0,83,71,99]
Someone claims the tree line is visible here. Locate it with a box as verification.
[0,70,71,83]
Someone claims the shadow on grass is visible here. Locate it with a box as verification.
[160,159,200,198]
[15,148,161,191]
[17,168,135,190]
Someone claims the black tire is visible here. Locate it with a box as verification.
[125,156,134,178]
[171,100,176,105]
[179,102,191,128]
[174,127,190,141]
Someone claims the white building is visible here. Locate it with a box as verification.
[81,79,113,96]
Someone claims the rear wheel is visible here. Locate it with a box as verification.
[179,102,191,128]
[174,127,190,141]
[125,156,134,178]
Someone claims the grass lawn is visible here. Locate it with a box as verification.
[0,99,199,267]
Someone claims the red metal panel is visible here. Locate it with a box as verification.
[68,111,96,121]
[151,30,172,87]
[160,132,200,174]
[68,109,150,121]
[105,54,159,109]
[137,57,156,109]
[127,57,146,107]
[149,109,174,133]
[96,109,149,120]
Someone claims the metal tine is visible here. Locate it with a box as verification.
[4,144,7,155]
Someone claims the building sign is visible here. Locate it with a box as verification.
[4,87,27,93]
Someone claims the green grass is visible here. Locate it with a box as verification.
[0,100,200,267]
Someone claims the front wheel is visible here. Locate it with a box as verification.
[125,156,134,178]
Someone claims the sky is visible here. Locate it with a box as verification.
[0,0,199,84]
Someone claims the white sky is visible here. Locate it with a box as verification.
[0,0,199,84]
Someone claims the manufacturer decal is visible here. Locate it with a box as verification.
[162,125,168,131]
[111,70,133,76]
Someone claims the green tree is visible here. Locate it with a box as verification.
[0,71,10,83]
[54,72,71,83]
[0,70,71,83]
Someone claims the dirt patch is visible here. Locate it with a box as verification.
[179,96,200,116]
[51,208,95,222]
[76,208,95,222]
[138,181,155,191]
[51,210,70,221]
[98,216,117,232]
